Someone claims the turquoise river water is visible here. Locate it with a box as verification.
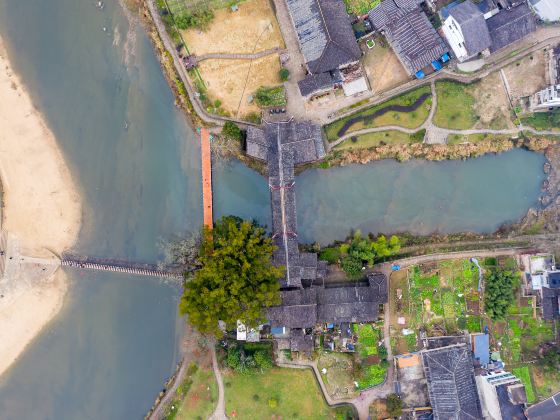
[0,0,546,418]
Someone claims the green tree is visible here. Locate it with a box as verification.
[175,8,214,31]
[341,255,363,278]
[484,269,519,320]
[221,121,242,142]
[539,346,560,373]
[279,67,290,82]
[180,216,283,336]
[254,350,273,370]
[386,393,403,417]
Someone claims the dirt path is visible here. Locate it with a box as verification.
[209,342,226,420]
[195,48,287,63]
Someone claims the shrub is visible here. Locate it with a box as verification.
[386,393,403,417]
[175,8,214,31]
[484,269,519,320]
[222,121,242,142]
[254,350,273,370]
[341,256,362,278]
[254,86,287,107]
[268,397,278,408]
[279,67,290,82]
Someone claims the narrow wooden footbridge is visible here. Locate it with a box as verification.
[61,255,183,280]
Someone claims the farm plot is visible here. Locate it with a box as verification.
[353,324,387,390]
[489,295,555,364]
[197,55,281,117]
[408,259,481,333]
[180,0,284,55]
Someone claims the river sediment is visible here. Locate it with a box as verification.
[0,37,82,377]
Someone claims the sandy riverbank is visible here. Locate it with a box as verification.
[0,37,82,377]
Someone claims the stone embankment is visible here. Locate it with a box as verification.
[325,136,554,166]
[519,143,560,233]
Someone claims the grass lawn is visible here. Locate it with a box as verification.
[165,363,218,420]
[512,366,536,403]
[520,110,560,131]
[224,368,348,419]
[334,130,425,150]
[344,0,380,15]
[531,364,560,399]
[434,81,477,130]
[325,86,432,142]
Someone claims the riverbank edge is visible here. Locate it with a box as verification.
[0,37,83,378]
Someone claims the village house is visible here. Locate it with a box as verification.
[368,0,449,78]
[285,0,369,99]
[442,0,492,62]
[421,343,484,419]
[246,117,389,352]
[442,0,537,61]
[523,254,560,320]
[476,370,528,420]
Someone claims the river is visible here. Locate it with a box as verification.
[0,0,545,418]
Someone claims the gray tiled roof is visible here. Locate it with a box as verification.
[449,0,492,56]
[421,344,483,420]
[267,274,388,327]
[252,120,326,288]
[298,72,334,97]
[541,286,560,320]
[369,1,447,74]
[487,2,536,52]
[286,0,361,74]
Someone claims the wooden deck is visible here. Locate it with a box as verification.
[201,127,213,229]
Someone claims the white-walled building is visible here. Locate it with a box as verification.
[531,85,560,111]
[442,0,491,62]
[476,371,527,420]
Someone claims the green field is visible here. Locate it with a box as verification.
[343,0,380,15]
[512,366,536,403]
[164,363,218,420]
[224,368,351,418]
[520,110,560,131]
[325,86,432,142]
[334,130,425,150]
[165,0,239,14]
[353,324,381,357]
[434,81,477,130]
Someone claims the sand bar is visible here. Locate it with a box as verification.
[0,36,82,377]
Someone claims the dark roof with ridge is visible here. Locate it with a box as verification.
[368,0,447,74]
[267,273,388,328]
[487,2,536,52]
[421,344,483,420]
[286,0,361,74]
[298,72,334,96]
[246,119,326,289]
[448,0,492,56]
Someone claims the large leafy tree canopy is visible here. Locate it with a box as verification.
[180,216,283,336]
[339,231,400,278]
[484,269,519,320]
